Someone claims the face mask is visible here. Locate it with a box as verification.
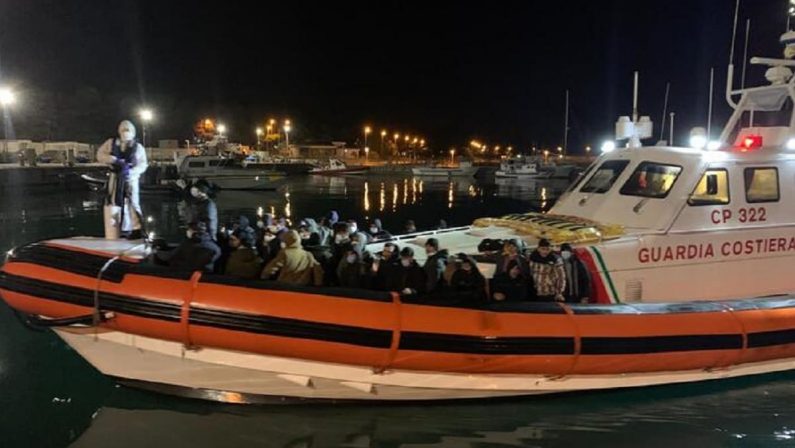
[346,254,357,264]
[300,232,310,240]
[190,187,201,198]
[119,130,134,142]
[369,227,378,234]
[186,230,195,239]
[561,251,572,260]
[401,258,411,267]
[256,220,265,229]
[280,242,287,249]
[349,224,358,233]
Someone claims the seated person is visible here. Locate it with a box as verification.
[494,239,529,277]
[158,221,221,273]
[261,230,324,286]
[224,228,263,279]
[449,253,487,301]
[336,243,368,288]
[367,218,393,241]
[423,238,449,293]
[491,260,531,301]
[383,247,427,295]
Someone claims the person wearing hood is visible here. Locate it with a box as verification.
[336,243,368,288]
[160,221,221,273]
[233,215,257,241]
[347,219,371,245]
[383,247,427,295]
[261,230,324,286]
[188,179,218,241]
[423,238,449,292]
[404,220,417,234]
[367,218,392,241]
[370,242,400,290]
[559,243,592,303]
[491,259,531,301]
[224,228,263,279]
[494,239,530,278]
[96,120,148,239]
[450,253,487,301]
[326,210,340,226]
[529,238,566,301]
[299,218,322,246]
[316,216,333,246]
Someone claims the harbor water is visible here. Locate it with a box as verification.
[1,173,794,447]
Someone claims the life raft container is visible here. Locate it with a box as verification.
[2,239,795,380]
[473,212,624,244]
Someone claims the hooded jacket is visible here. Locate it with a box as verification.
[368,219,393,241]
[529,250,566,298]
[423,248,449,292]
[165,232,221,273]
[261,230,324,286]
[224,247,262,279]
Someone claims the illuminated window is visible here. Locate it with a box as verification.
[744,167,779,203]
[580,160,630,194]
[188,161,205,168]
[688,169,730,206]
[619,162,682,199]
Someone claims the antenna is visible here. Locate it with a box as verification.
[707,67,715,139]
[632,71,639,122]
[725,0,741,109]
[669,112,675,146]
[659,82,670,141]
[741,19,750,88]
[563,89,569,156]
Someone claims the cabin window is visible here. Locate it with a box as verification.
[567,162,596,192]
[688,169,730,206]
[579,160,630,194]
[744,167,779,203]
[188,161,205,168]
[619,162,682,199]
[209,160,222,167]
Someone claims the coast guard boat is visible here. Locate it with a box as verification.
[4,21,795,404]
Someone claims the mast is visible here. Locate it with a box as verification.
[741,19,750,88]
[707,67,715,139]
[563,89,569,155]
[659,82,670,142]
[725,0,741,109]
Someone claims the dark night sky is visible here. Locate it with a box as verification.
[0,0,790,153]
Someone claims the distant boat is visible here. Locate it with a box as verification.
[495,156,546,178]
[412,160,478,177]
[310,158,367,175]
[176,155,284,190]
[244,153,314,175]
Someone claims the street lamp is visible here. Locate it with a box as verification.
[380,129,387,156]
[217,124,227,136]
[0,87,16,106]
[256,127,263,148]
[363,126,371,155]
[364,146,369,163]
[393,133,400,157]
[449,148,455,165]
[0,87,15,154]
[585,145,592,155]
[139,108,154,148]
[283,121,292,151]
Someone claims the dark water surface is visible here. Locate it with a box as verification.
[1,174,794,447]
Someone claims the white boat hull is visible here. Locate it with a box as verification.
[411,168,478,177]
[55,327,795,403]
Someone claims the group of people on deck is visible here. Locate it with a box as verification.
[153,184,592,304]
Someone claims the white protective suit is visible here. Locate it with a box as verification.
[96,120,148,238]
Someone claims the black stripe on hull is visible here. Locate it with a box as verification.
[3,271,795,357]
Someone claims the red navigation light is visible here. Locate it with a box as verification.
[740,135,763,151]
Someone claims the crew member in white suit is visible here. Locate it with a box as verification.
[96,120,148,239]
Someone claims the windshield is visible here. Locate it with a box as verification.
[579,160,630,194]
[619,162,682,199]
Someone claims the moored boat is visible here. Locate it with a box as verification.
[411,160,478,177]
[310,158,367,175]
[176,155,285,190]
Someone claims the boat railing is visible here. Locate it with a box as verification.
[366,225,472,246]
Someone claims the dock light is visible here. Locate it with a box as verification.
[688,127,707,149]
[600,141,616,153]
[217,124,227,135]
[139,109,153,122]
[787,138,795,150]
[706,141,722,151]
[256,128,263,136]
[0,87,16,106]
